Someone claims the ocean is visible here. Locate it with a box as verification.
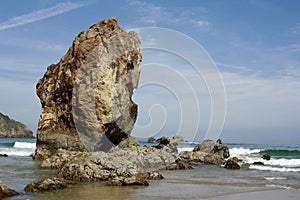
[1,138,300,199]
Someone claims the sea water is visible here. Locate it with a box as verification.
[1,138,300,199]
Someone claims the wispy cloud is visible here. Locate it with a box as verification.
[216,62,255,73]
[0,2,87,31]
[127,0,209,29]
[292,23,300,34]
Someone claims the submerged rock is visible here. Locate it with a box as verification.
[34,17,142,159]
[0,180,19,198]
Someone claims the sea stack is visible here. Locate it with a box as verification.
[34,17,142,159]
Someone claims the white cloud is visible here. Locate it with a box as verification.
[221,68,300,130]
[0,2,87,31]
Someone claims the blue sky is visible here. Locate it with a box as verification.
[0,0,299,144]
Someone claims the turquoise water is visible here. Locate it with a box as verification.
[1,138,300,199]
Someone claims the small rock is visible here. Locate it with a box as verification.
[156,137,170,145]
[147,171,163,180]
[216,138,222,144]
[107,174,149,186]
[253,161,264,165]
[147,137,156,143]
[165,159,193,170]
[262,154,271,160]
[0,180,19,198]
[0,154,8,157]
[24,177,72,193]
[224,159,240,170]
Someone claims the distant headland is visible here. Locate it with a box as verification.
[0,112,34,138]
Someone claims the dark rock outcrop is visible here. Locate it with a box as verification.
[253,161,264,165]
[179,140,229,165]
[224,157,240,170]
[0,180,19,199]
[0,112,33,138]
[34,17,142,159]
[262,154,271,160]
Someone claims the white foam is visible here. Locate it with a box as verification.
[13,141,36,149]
[230,147,261,157]
[264,177,287,180]
[264,158,300,168]
[249,165,300,173]
[266,184,293,190]
[0,147,34,157]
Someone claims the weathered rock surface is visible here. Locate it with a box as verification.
[0,112,33,138]
[0,180,19,199]
[24,177,72,193]
[34,17,142,159]
[179,140,229,164]
[40,143,176,185]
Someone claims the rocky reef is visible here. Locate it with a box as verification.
[0,112,33,138]
[34,16,142,159]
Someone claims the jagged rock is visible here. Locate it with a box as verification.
[24,177,72,193]
[180,140,229,164]
[0,180,19,198]
[224,158,240,170]
[0,112,33,138]
[262,154,271,160]
[34,17,142,159]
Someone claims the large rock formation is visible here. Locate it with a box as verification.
[34,17,142,159]
[0,112,33,138]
